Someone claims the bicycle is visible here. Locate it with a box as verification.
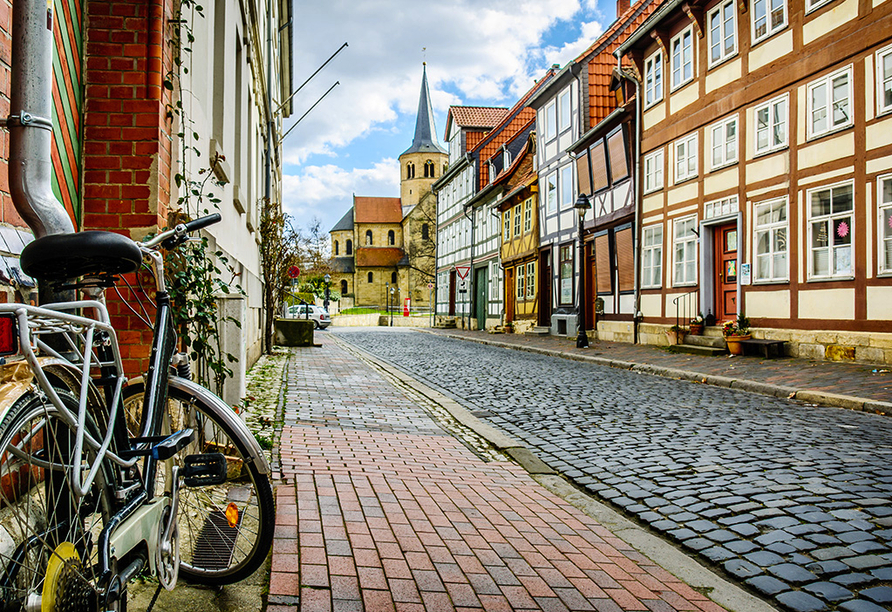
[0,213,275,611]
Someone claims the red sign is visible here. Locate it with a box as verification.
[403,298,410,317]
[455,265,470,280]
[288,266,300,279]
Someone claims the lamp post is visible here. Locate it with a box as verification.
[323,273,331,312]
[389,286,395,327]
[574,194,592,349]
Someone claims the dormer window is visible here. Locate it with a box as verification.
[503,148,512,169]
[489,161,496,184]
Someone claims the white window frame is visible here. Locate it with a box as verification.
[876,45,892,116]
[644,149,664,193]
[807,65,853,140]
[644,51,663,108]
[708,0,737,67]
[544,100,557,143]
[878,175,892,275]
[672,215,698,287]
[753,197,789,283]
[754,94,788,155]
[807,180,855,280]
[670,26,694,90]
[513,203,522,238]
[710,115,738,170]
[523,198,532,234]
[560,165,574,210]
[503,209,511,242]
[641,225,663,289]
[546,171,557,214]
[806,0,833,13]
[516,266,525,300]
[525,261,535,300]
[752,0,786,44]
[559,89,571,132]
[489,160,497,184]
[674,133,698,184]
[490,261,500,300]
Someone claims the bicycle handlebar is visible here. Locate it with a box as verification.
[183,212,222,233]
[142,213,222,250]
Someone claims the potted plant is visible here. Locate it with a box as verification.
[689,313,705,335]
[666,324,685,345]
[722,316,751,355]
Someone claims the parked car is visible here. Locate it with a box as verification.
[287,304,330,329]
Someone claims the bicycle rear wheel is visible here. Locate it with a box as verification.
[0,391,118,611]
[123,381,274,585]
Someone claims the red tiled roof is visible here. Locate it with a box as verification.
[353,197,402,223]
[355,247,404,268]
[449,106,509,129]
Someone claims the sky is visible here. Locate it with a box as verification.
[283,0,619,235]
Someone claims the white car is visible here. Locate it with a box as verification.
[287,304,330,329]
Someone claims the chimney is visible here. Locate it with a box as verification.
[617,0,631,17]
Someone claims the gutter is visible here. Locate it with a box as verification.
[615,0,685,57]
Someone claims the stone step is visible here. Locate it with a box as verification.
[669,343,728,357]
[684,333,726,349]
[525,326,551,336]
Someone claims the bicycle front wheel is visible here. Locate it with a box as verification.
[123,381,274,585]
[0,390,119,611]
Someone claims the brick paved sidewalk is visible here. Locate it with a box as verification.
[423,329,892,410]
[268,336,727,612]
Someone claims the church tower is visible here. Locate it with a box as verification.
[399,64,447,209]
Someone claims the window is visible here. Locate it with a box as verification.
[671,26,694,89]
[422,223,429,240]
[490,261,500,300]
[590,141,609,192]
[673,216,698,286]
[340,280,348,294]
[346,240,352,255]
[560,165,574,209]
[880,175,892,274]
[674,133,698,183]
[516,266,525,300]
[513,203,522,237]
[607,129,629,184]
[876,46,892,115]
[754,95,788,154]
[705,196,738,220]
[546,172,557,213]
[368,272,373,283]
[424,160,434,178]
[641,225,663,288]
[523,198,532,234]
[752,0,786,43]
[559,245,573,305]
[406,162,415,179]
[806,0,832,12]
[710,116,738,170]
[754,198,788,282]
[559,90,571,132]
[808,66,852,139]
[388,230,395,245]
[526,261,536,299]
[503,149,512,169]
[391,271,397,284]
[503,209,511,242]
[644,52,663,107]
[365,230,373,246]
[644,149,664,193]
[489,161,496,184]
[543,100,557,142]
[808,181,854,279]
[334,241,339,256]
[708,0,736,66]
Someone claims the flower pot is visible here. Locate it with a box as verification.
[689,323,704,336]
[666,329,684,345]
[725,334,751,355]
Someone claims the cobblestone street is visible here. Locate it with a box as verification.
[269,333,737,612]
[332,328,892,612]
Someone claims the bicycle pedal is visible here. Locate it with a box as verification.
[183,453,227,486]
[123,428,195,460]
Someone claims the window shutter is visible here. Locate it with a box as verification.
[595,233,612,294]
[590,141,609,192]
[575,151,592,196]
[615,227,634,292]
[608,128,629,183]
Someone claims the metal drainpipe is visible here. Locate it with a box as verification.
[9,0,75,306]
[463,204,474,330]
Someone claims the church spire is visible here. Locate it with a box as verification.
[401,63,446,156]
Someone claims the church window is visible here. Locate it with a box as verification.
[422,223,429,240]
[334,241,339,256]
[366,230,373,245]
[368,272,373,283]
[346,240,353,255]
[340,280,348,294]
[424,160,435,178]
[391,271,397,283]
[388,230,395,245]
[407,162,415,179]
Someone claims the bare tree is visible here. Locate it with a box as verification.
[259,202,299,353]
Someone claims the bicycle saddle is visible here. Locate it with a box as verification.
[20,231,143,281]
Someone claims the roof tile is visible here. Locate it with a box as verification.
[353,197,402,223]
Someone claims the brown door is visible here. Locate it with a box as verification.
[505,267,515,323]
[715,223,738,322]
[588,241,597,329]
[448,270,456,316]
[538,251,551,327]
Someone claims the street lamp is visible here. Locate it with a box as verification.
[574,194,592,349]
[323,273,331,312]
[389,286,395,327]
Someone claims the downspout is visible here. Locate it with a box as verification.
[463,204,474,330]
[8,0,75,239]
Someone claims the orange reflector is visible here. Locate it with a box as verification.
[0,315,18,356]
[225,502,240,528]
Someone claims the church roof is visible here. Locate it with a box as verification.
[401,64,446,156]
[356,247,404,268]
[330,207,354,233]
[354,197,402,223]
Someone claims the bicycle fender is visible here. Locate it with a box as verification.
[167,376,271,476]
[0,358,105,425]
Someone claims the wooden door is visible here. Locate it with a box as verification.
[448,270,456,316]
[505,267,515,323]
[475,267,488,330]
[538,251,551,327]
[715,223,738,322]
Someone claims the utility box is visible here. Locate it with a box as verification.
[274,318,314,346]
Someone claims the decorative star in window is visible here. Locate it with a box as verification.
[836,220,849,238]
